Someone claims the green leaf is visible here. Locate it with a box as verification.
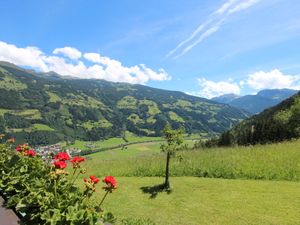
[41,209,62,225]
[8,155,20,167]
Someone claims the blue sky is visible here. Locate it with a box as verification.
[0,0,300,98]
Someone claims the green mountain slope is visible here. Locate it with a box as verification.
[0,62,249,145]
[217,91,300,145]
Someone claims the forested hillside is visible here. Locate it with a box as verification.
[217,91,300,146]
[0,61,249,145]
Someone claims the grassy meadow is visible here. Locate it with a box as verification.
[83,140,300,181]
[72,139,300,224]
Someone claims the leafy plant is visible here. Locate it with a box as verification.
[0,139,117,224]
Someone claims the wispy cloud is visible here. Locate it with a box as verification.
[166,0,261,59]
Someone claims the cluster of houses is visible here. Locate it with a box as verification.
[84,143,96,149]
[34,143,82,159]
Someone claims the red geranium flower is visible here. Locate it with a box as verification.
[83,176,100,186]
[54,152,70,161]
[15,144,29,152]
[70,156,85,164]
[16,146,22,152]
[53,161,67,169]
[90,175,100,184]
[24,149,36,157]
[103,176,117,188]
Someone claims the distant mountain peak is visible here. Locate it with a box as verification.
[211,93,240,104]
[212,89,298,114]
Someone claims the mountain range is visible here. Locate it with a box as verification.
[212,89,298,114]
[0,61,249,145]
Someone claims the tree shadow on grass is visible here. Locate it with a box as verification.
[140,183,172,199]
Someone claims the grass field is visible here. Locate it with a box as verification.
[73,139,300,224]
[32,123,54,131]
[45,132,300,224]
[68,133,165,150]
[87,177,300,225]
[84,140,300,181]
[68,132,200,151]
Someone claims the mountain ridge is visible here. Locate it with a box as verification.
[212,89,298,114]
[0,61,249,145]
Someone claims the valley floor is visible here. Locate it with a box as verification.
[90,177,300,225]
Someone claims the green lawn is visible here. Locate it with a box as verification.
[88,177,300,225]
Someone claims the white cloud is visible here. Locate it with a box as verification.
[174,24,222,59]
[189,69,300,99]
[83,53,101,63]
[0,41,48,71]
[216,0,239,15]
[0,41,170,84]
[53,47,82,60]
[166,0,262,59]
[83,52,170,83]
[246,69,300,90]
[193,77,241,98]
[228,0,261,14]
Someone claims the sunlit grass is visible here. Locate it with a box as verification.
[87,177,300,225]
[85,139,300,181]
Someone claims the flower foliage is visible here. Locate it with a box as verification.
[0,141,116,225]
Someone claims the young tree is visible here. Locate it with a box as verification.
[160,123,184,189]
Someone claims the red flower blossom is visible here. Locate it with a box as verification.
[53,161,67,169]
[16,146,22,152]
[15,144,29,152]
[70,156,85,164]
[83,175,100,184]
[54,152,70,161]
[103,176,117,188]
[90,175,100,184]
[24,149,36,157]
